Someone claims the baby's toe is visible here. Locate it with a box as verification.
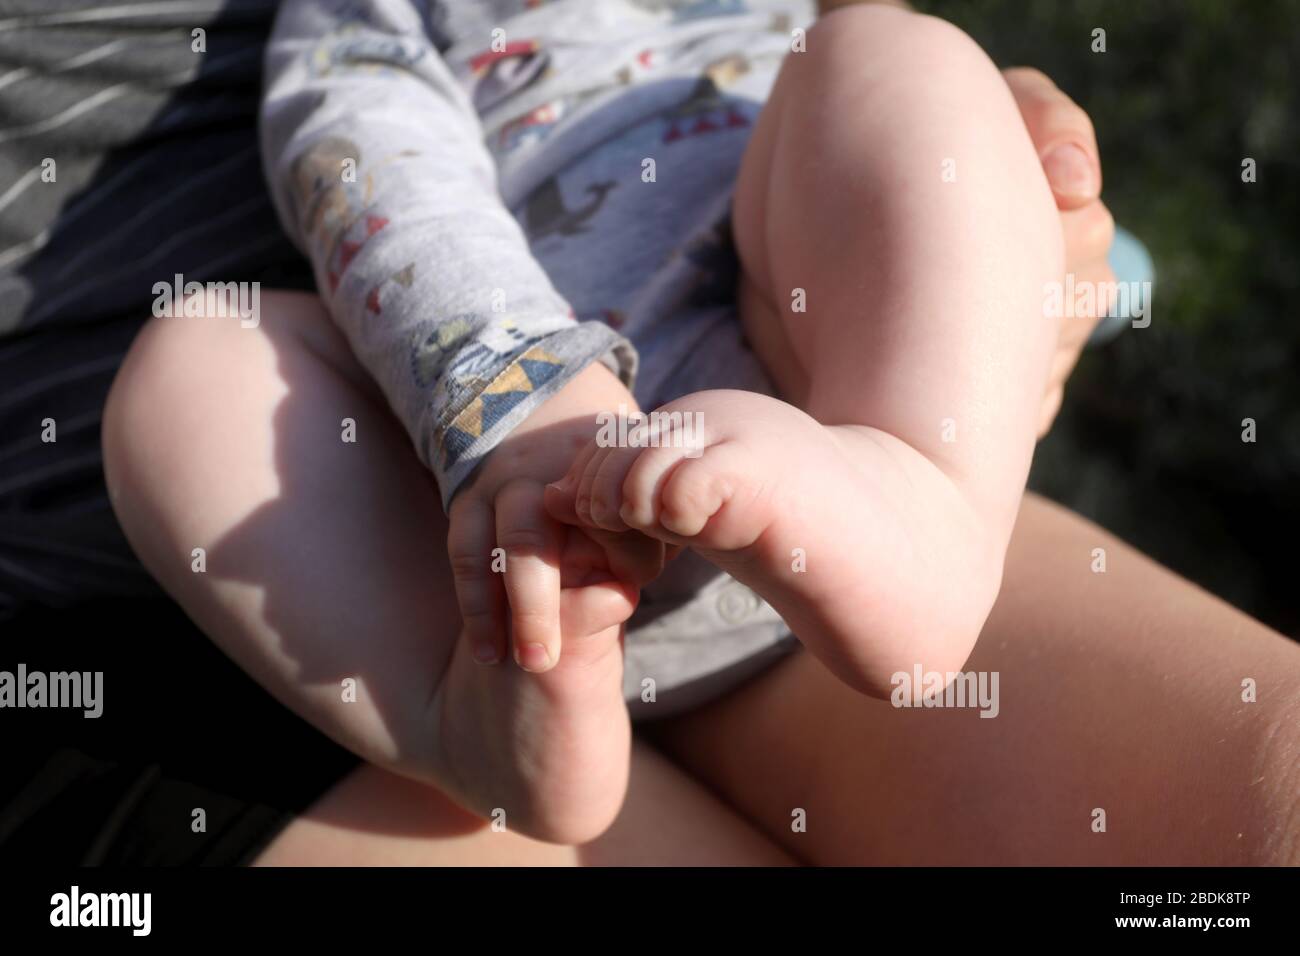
[658,456,731,538]
[619,444,688,533]
[574,446,613,526]
[586,447,640,531]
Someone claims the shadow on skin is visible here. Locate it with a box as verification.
[186,297,798,863]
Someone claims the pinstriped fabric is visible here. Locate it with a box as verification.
[0,1,298,336]
[0,1,311,614]
[0,318,157,616]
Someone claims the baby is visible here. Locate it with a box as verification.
[249,0,1062,840]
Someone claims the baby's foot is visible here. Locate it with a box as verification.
[434,364,659,844]
[433,601,632,846]
[547,389,1005,695]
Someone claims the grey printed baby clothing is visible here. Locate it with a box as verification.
[262,0,817,717]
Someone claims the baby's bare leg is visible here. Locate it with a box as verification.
[564,7,1062,689]
[558,10,1064,692]
[103,291,629,843]
[104,292,455,770]
[735,5,1062,530]
[640,5,1061,684]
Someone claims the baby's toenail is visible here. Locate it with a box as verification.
[473,639,500,664]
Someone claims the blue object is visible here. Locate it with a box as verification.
[1087,225,1155,347]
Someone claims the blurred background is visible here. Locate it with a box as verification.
[919,0,1300,637]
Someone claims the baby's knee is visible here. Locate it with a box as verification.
[107,299,253,447]
[107,288,319,418]
[102,290,319,513]
[797,4,996,89]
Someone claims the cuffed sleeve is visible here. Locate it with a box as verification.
[261,0,637,508]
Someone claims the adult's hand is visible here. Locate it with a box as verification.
[1003,67,1117,436]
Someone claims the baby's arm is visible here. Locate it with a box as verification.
[263,0,661,662]
[262,0,636,510]
[260,0,658,839]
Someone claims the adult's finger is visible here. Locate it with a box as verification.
[1061,200,1115,266]
[446,497,507,665]
[1060,253,1117,344]
[1037,385,1065,439]
[495,479,563,673]
[1003,66,1102,209]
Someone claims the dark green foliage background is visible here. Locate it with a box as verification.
[917,0,1299,635]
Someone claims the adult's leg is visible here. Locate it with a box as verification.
[647,492,1300,865]
[253,740,794,866]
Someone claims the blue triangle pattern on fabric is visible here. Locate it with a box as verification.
[479,390,530,428]
[520,358,563,390]
[442,426,476,466]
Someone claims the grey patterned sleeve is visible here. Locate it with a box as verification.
[261,0,637,509]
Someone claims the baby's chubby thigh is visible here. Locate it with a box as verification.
[103,290,461,777]
[730,3,1064,522]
